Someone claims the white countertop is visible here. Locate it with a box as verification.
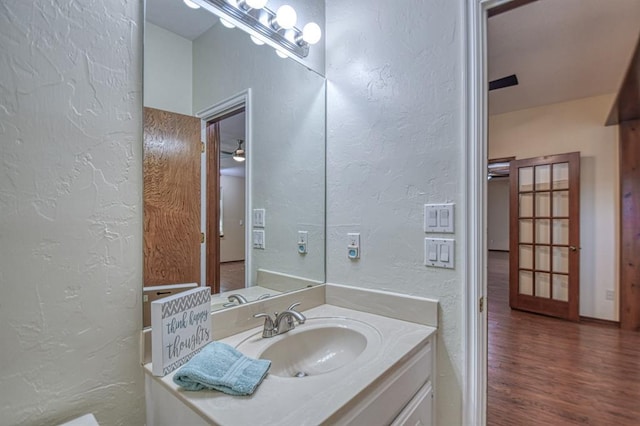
[144,304,436,426]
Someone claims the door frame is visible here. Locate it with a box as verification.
[196,89,252,291]
[465,1,524,424]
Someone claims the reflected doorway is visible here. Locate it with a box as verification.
[207,110,247,293]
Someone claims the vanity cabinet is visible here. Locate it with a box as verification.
[144,303,437,426]
[392,381,433,426]
[326,337,434,426]
[146,336,434,426]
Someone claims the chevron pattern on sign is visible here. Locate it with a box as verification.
[162,288,211,319]
[163,347,204,375]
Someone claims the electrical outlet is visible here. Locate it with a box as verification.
[606,289,614,301]
[347,233,360,259]
[297,231,308,254]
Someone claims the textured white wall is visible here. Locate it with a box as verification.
[325,0,465,424]
[0,0,144,425]
[488,178,510,251]
[143,22,193,116]
[489,94,619,321]
[220,175,246,262]
[193,24,326,285]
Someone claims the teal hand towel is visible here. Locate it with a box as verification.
[172,341,270,395]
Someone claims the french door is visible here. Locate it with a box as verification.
[509,152,580,321]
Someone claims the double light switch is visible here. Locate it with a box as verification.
[424,204,454,233]
[424,238,454,269]
[424,203,455,269]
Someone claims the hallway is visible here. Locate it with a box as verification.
[487,251,640,425]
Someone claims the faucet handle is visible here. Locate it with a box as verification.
[254,312,276,337]
[254,312,274,323]
[287,302,301,311]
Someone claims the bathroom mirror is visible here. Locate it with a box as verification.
[142,0,326,321]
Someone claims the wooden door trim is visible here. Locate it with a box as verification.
[487,0,538,17]
[509,152,580,321]
[619,120,640,331]
[206,121,221,294]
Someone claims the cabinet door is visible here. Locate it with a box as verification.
[391,381,433,426]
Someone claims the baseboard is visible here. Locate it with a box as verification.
[488,249,509,253]
[580,316,620,328]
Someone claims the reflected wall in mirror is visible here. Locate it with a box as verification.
[142,0,326,325]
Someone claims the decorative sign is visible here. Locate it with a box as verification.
[151,287,212,376]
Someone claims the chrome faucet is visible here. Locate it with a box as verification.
[253,303,306,338]
[227,294,249,304]
[223,294,250,308]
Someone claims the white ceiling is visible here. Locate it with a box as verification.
[487,0,640,115]
[146,0,216,40]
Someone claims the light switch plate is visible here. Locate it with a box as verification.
[253,208,266,228]
[253,230,265,249]
[424,238,455,269]
[424,203,455,233]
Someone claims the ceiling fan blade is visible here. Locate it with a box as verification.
[489,74,518,91]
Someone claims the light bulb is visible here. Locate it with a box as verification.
[250,35,265,45]
[220,18,236,28]
[183,0,200,9]
[275,49,289,59]
[275,5,297,29]
[302,22,322,45]
[245,0,268,9]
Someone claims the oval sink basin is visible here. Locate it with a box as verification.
[262,326,366,377]
[236,317,381,379]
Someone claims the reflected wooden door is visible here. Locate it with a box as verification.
[143,107,201,286]
[509,152,580,321]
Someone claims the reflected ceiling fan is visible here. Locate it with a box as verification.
[221,139,245,162]
[489,74,518,91]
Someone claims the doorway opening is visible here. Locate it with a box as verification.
[197,89,252,296]
[214,110,247,293]
[473,0,640,424]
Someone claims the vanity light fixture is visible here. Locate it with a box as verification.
[232,140,246,162]
[190,0,321,58]
[244,0,268,9]
[301,22,322,45]
[250,35,265,45]
[274,5,297,30]
[220,18,236,28]
[183,0,201,9]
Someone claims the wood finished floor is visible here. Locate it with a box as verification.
[487,251,640,426]
[219,260,245,293]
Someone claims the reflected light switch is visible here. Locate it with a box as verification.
[428,243,438,261]
[440,243,449,262]
[440,209,449,227]
[428,210,438,227]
